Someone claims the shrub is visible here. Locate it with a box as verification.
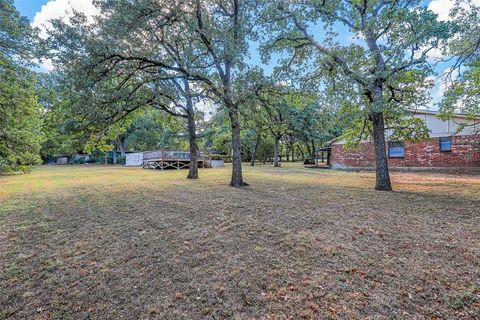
[116,155,126,165]
[0,154,38,174]
[209,154,226,161]
[0,158,32,174]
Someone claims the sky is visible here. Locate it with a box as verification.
[14,0,45,20]
[12,0,469,109]
[14,0,457,26]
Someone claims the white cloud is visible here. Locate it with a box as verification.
[428,0,480,21]
[428,0,455,21]
[426,0,458,61]
[195,99,215,120]
[439,67,459,95]
[37,58,54,72]
[413,45,445,62]
[32,0,99,38]
[31,0,99,71]
[424,1,480,60]
[426,47,444,60]
[427,67,459,109]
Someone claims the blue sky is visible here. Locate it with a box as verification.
[14,0,458,108]
[14,0,45,20]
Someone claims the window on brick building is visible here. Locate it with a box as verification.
[388,141,404,158]
[439,137,452,152]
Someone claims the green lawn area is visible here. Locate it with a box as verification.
[1,164,479,319]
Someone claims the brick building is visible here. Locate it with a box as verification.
[330,110,480,169]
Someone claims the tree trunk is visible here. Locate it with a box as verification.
[185,80,198,180]
[263,150,267,164]
[371,112,392,191]
[365,34,392,191]
[119,138,126,157]
[228,105,246,186]
[310,140,316,163]
[273,136,281,167]
[186,109,198,179]
[297,146,305,161]
[305,142,312,162]
[112,149,117,164]
[291,146,295,162]
[250,134,260,166]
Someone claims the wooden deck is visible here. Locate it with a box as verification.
[142,150,212,170]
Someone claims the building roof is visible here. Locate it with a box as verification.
[412,109,480,120]
[327,109,480,145]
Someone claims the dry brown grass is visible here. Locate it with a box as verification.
[1,164,479,319]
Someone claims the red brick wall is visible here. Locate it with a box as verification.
[331,135,480,168]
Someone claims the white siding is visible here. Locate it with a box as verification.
[419,113,478,137]
[425,114,449,136]
[332,111,479,145]
[449,117,479,136]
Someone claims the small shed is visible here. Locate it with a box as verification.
[126,152,144,166]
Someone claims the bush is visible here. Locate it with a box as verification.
[116,155,126,165]
[209,154,226,160]
[105,155,125,164]
[209,154,233,162]
[69,157,86,165]
[0,157,32,174]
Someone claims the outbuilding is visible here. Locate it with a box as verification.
[125,152,144,166]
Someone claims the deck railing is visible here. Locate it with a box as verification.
[143,150,211,161]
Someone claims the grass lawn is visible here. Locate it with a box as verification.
[1,164,479,319]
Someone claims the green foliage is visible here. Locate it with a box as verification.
[437,2,480,139]
[116,155,126,165]
[203,109,232,155]
[0,0,38,63]
[209,154,226,161]
[39,73,87,160]
[0,65,44,173]
[389,117,431,143]
[440,60,480,131]
[0,74,42,173]
[342,110,430,150]
[45,1,216,171]
[447,0,480,67]
[289,98,342,145]
[0,0,44,174]
[1,0,465,180]
[261,0,453,148]
[125,109,187,152]
[69,157,88,165]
